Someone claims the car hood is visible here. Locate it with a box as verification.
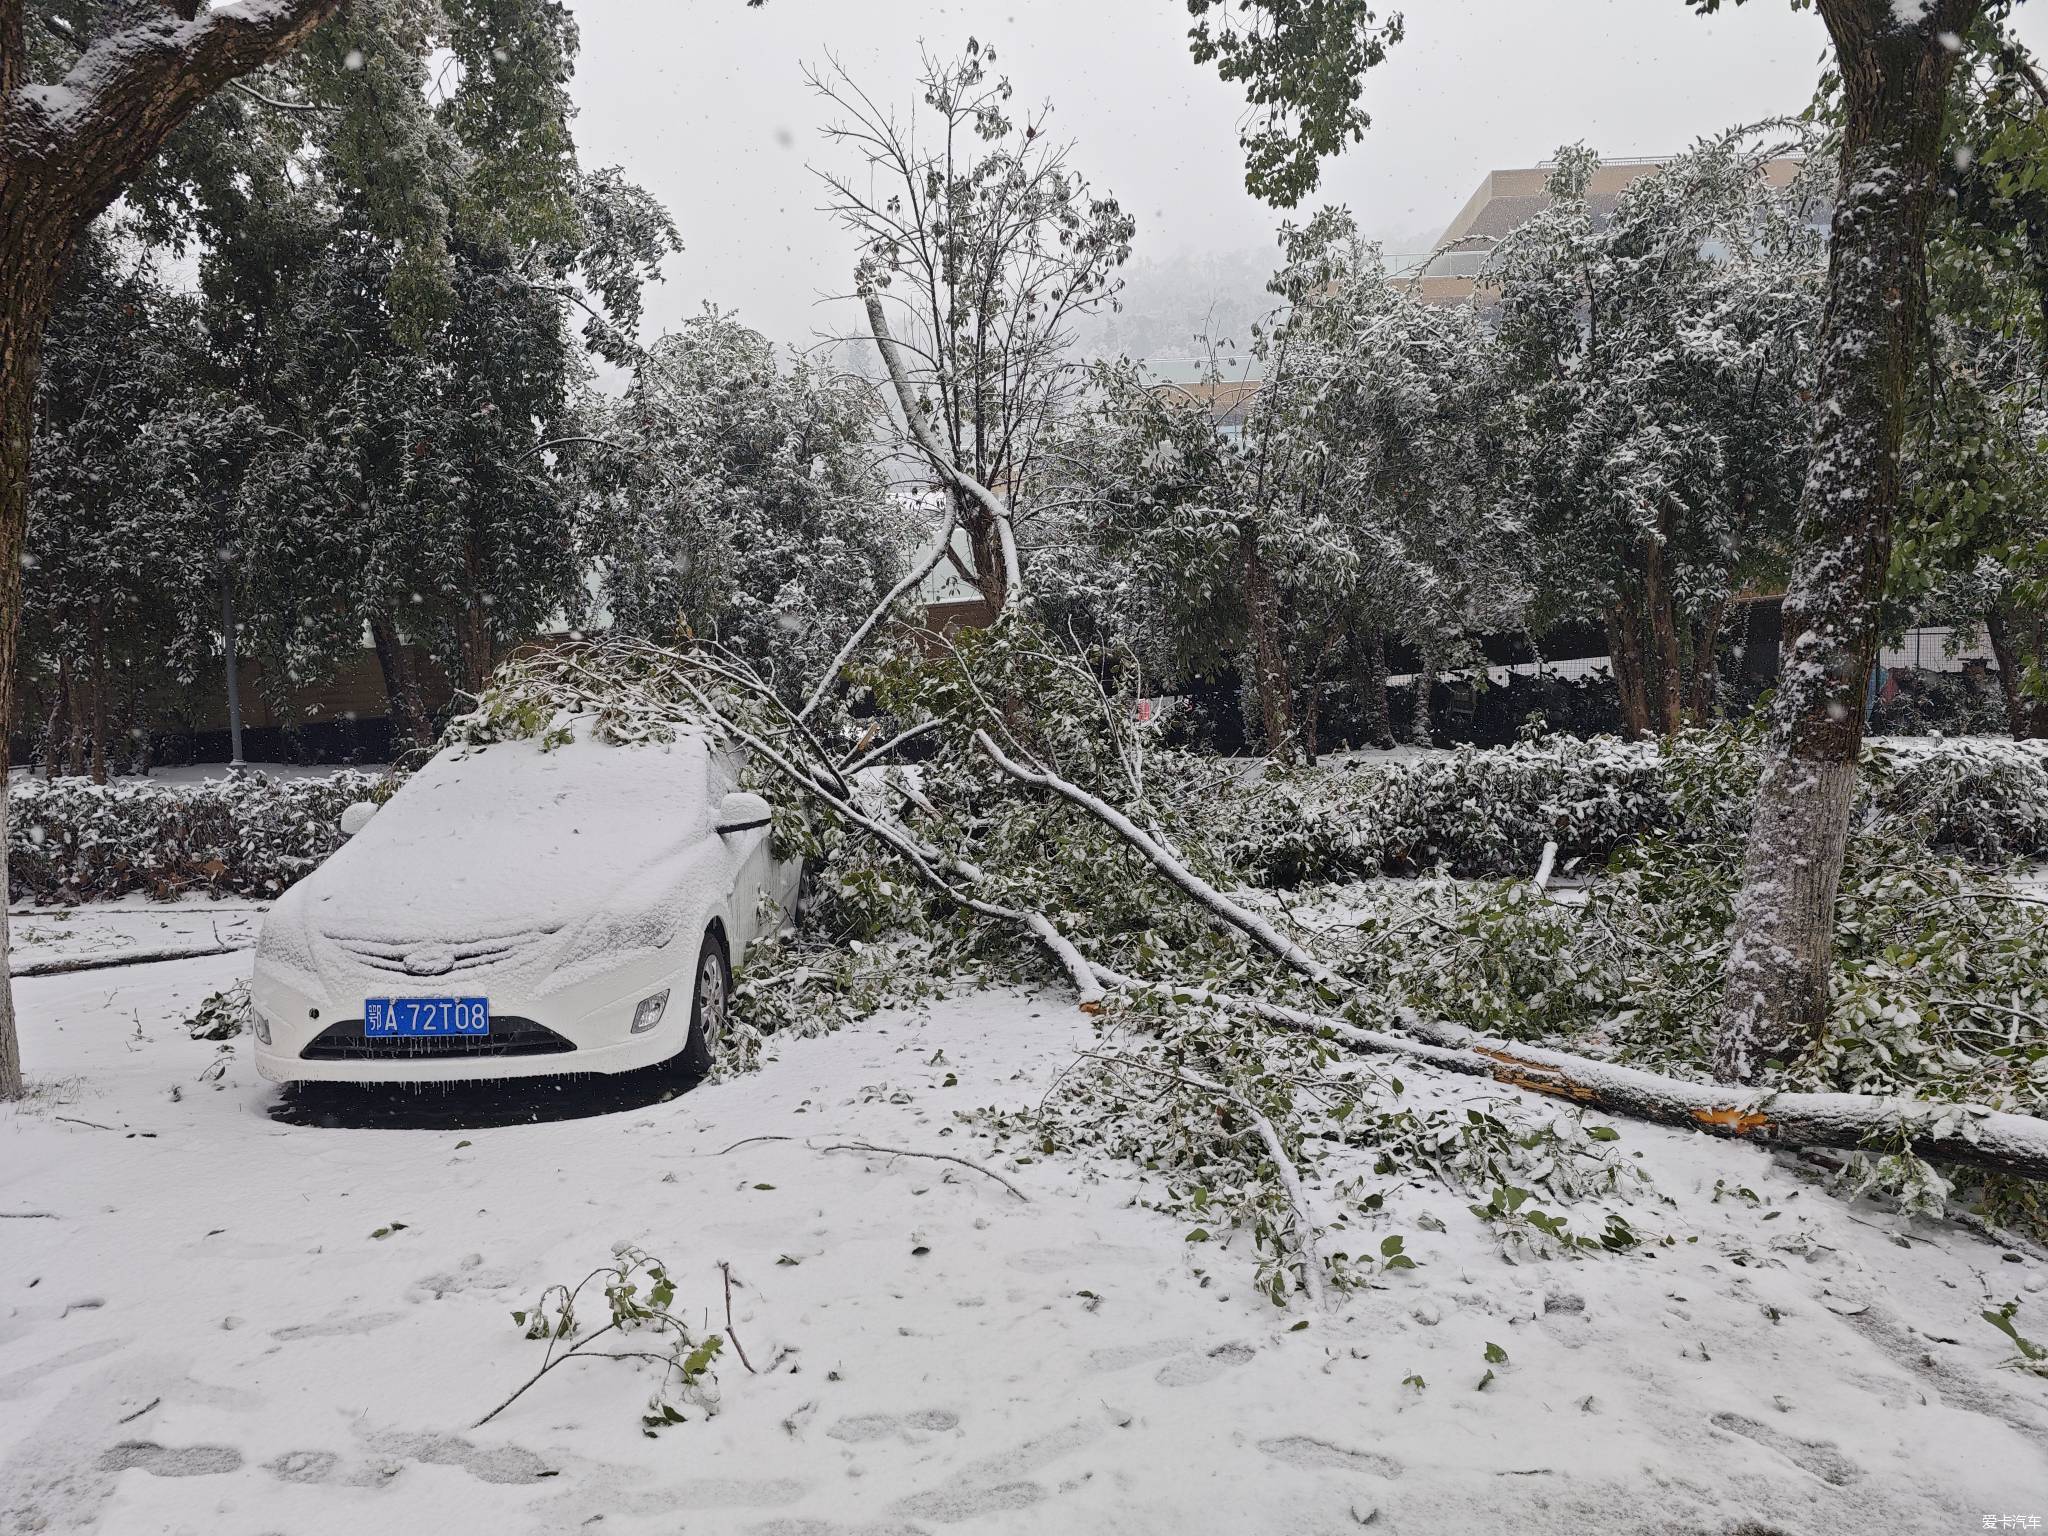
[299,728,737,946]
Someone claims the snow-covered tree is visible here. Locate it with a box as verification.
[1275,209,1525,746]
[1488,135,1828,736]
[1896,20,2048,739]
[1032,211,1520,759]
[164,2,676,747]
[23,229,231,781]
[574,309,910,702]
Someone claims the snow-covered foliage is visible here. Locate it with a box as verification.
[63,0,682,750]
[1489,132,1830,735]
[411,630,2048,1304]
[1322,728,2048,1226]
[573,310,912,703]
[24,228,228,779]
[1895,40,2048,740]
[1159,731,2048,888]
[8,770,392,904]
[1033,210,1520,759]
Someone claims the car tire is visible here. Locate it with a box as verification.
[676,926,731,1080]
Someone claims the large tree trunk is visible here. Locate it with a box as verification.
[1643,530,1685,736]
[369,614,433,753]
[1712,0,1976,1085]
[0,220,66,1098]
[1241,528,1296,762]
[1606,597,1651,738]
[1410,651,1436,747]
[960,492,1010,617]
[1985,604,2048,739]
[1359,628,1394,749]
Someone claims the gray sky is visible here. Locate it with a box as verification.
[560,1,2037,354]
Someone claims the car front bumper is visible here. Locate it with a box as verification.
[250,956,691,1084]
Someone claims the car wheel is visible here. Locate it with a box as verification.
[677,927,731,1079]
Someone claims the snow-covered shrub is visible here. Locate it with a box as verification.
[1172,731,2048,888]
[9,771,395,903]
[1864,737,2048,862]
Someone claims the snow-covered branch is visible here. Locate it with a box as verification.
[863,293,1022,608]
[972,729,1341,989]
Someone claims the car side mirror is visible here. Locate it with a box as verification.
[338,801,380,838]
[715,791,773,835]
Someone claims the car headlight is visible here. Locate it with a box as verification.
[630,990,670,1034]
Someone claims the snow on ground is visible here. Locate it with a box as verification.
[4,953,2048,1533]
[7,896,264,974]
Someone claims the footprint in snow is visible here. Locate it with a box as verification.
[891,1481,1045,1523]
[363,1430,556,1485]
[657,1476,807,1508]
[97,1441,243,1478]
[1154,1341,1255,1388]
[1710,1412,1862,1486]
[826,1408,961,1442]
[270,1311,403,1342]
[1258,1435,1403,1479]
[1084,1337,1192,1373]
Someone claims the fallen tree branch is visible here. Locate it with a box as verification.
[1096,964,2048,1182]
[819,1139,1031,1202]
[841,718,943,775]
[974,730,1340,988]
[673,678,1104,1008]
[1083,1051,1324,1309]
[715,1130,1030,1201]
[719,1262,758,1374]
[14,942,245,978]
[472,1322,670,1428]
[798,504,959,724]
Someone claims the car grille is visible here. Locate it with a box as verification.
[299,1017,576,1061]
[326,929,550,978]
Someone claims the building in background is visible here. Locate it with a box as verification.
[1385,154,1807,305]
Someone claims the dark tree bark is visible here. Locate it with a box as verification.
[0,0,347,1097]
[1359,627,1394,749]
[1687,596,1729,723]
[87,601,105,783]
[1410,651,1436,747]
[1712,0,1981,1085]
[369,613,433,753]
[1985,604,2048,739]
[1241,528,1296,762]
[1607,597,1651,738]
[40,649,65,778]
[1643,528,1685,736]
[459,535,494,693]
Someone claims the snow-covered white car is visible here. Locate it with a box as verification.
[250,728,801,1085]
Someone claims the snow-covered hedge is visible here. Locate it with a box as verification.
[9,771,394,904]
[1179,734,2048,886]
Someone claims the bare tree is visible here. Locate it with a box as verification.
[0,0,345,1099]
[808,41,1133,615]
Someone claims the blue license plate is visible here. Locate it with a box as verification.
[364,997,490,1037]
